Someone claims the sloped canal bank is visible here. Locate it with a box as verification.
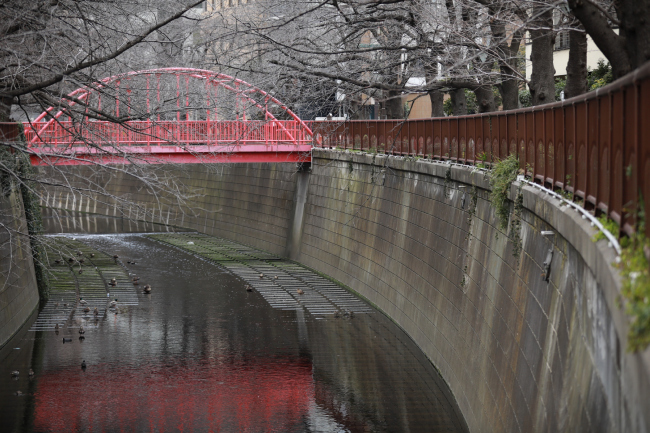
[1,230,467,433]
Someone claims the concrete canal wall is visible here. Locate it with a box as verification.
[0,188,40,348]
[40,149,650,433]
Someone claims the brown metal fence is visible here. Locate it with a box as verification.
[311,62,650,238]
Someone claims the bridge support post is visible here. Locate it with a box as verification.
[285,163,311,260]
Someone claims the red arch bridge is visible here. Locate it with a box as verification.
[20,68,317,165]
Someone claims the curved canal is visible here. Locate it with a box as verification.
[0,213,467,433]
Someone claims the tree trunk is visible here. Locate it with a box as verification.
[429,90,444,117]
[567,0,650,77]
[384,90,404,119]
[0,96,12,121]
[451,89,467,116]
[564,25,588,99]
[475,86,497,113]
[484,3,524,110]
[568,0,629,79]
[497,29,524,110]
[499,79,519,110]
[617,0,650,71]
[529,6,555,105]
[424,59,444,117]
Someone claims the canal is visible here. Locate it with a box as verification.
[0,212,468,432]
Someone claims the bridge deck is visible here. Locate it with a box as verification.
[24,120,313,165]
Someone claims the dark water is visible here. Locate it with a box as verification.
[0,216,468,433]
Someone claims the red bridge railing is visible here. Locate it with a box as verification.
[311,63,650,237]
[23,119,312,147]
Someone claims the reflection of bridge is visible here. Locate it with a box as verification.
[22,68,315,165]
[33,357,314,432]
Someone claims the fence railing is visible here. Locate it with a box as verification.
[310,63,650,238]
[22,120,312,147]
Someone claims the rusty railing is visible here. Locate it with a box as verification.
[311,63,650,237]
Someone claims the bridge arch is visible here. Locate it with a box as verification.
[25,68,316,164]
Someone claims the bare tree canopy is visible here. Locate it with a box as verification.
[187,0,645,117]
[0,0,206,121]
[1,0,646,122]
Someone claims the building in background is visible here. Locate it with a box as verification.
[525,32,612,81]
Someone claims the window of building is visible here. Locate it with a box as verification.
[555,30,570,51]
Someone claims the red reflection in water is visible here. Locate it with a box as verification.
[33,358,313,432]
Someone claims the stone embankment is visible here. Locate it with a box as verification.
[38,148,650,432]
[0,188,39,348]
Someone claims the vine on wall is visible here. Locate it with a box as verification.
[488,153,520,231]
[620,228,650,351]
[488,154,523,258]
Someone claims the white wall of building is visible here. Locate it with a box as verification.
[525,30,616,78]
